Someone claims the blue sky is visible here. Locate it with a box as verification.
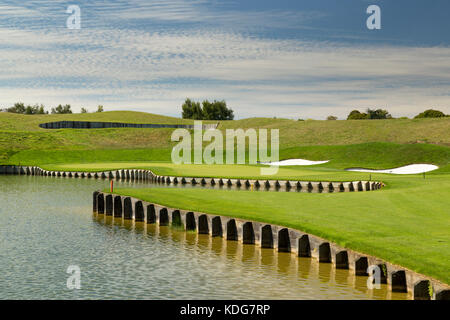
[0,0,449,119]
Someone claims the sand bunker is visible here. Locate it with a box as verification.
[261,159,329,166]
[346,164,439,175]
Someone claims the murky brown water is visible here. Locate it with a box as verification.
[0,175,411,299]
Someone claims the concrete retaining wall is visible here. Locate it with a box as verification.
[154,174,384,193]
[39,121,218,130]
[93,191,450,300]
[0,165,384,193]
[0,165,155,182]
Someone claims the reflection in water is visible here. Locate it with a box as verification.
[93,213,412,300]
[0,175,411,299]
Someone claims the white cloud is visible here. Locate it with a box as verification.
[0,1,449,119]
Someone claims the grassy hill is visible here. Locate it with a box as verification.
[219,117,450,146]
[0,111,449,171]
[0,110,198,131]
[1,111,449,143]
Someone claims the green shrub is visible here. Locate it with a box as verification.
[347,108,392,120]
[414,109,447,118]
[347,110,367,120]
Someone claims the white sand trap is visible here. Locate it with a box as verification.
[346,164,439,174]
[261,159,329,166]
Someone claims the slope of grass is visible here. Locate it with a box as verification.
[20,142,449,178]
[0,111,200,131]
[0,128,176,163]
[219,117,450,146]
[0,111,449,145]
[110,172,450,284]
[279,143,450,172]
[0,111,448,167]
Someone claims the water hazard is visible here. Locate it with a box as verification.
[0,175,411,299]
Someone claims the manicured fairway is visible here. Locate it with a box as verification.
[110,172,450,285]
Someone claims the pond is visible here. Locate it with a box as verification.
[0,175,410,299]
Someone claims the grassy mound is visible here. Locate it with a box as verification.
[0,111,198,131]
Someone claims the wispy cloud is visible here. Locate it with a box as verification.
[107,0,327,29]
[0,0,449,119]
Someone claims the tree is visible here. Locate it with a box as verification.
[202,100,234,120]
[181,99,194,119]
[212,100,234,120]
[25,105,34,114]
[347,108,392,120]
[201,100,218,120]
[51,104,72,114]
[181,98,234,120]
[8,102,26,114]
[327,115,338,120]
[366,108,392,119]
[96,105,104,113]
[347,110,367,120]
[37,104,47,114]
[5,102,47,114]
[25,104,45,114]
[182,98,202,120]
[80,108,88,113]
[414,109,447,118]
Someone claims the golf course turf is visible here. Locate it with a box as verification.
[103,166,449,285]
[1,111,449,285]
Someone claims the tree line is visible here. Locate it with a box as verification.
[0,103,104,114]
[324,108,448,120]
[180,99,447,121]
[2,100,446,120]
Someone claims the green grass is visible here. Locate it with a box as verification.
[27,141,449,181]
[1,111,449,170]
[41,161,372,181]
[109,171,450,284]
[1,110,449,285]
[219,117,450,147]
[37,161,444,184]
[0,110,202,131]
[2,111,449,148]
[5,142,450,175]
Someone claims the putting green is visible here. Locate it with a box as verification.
[42,161,376,181]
